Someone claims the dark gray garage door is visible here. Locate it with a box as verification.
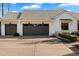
[5,24,17,35]
[23,24,49,35]
[0,22,1,35]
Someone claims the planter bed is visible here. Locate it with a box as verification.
[57,36,72,43]
[59,34,78,42]
[71,32,79,41]
[71,32,79,36]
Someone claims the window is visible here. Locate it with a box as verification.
[61,23,69,30]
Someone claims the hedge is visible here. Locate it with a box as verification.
[71,31,79,36]
[59,33,78,42]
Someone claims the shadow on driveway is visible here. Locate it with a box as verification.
[0,36,50,39]
[68,47,79,55]
[63,53,78,56]
[19,38,63,45]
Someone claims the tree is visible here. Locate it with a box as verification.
[2,3,4,17]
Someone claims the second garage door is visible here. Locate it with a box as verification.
[5,24,17,35]
[23,24,49,36]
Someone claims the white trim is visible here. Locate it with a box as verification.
[54,11,78,20]
[1,23,5,36]
[20,23,23,36]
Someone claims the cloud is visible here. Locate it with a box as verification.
[11,11,17,12]
[59,3,69,6]
[36,3,43,4]
[67,10,72,11]
[59,3,79,6]
[11,3,16,4]
[21,4,41,10]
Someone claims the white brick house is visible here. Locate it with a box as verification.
[0,9,79,36]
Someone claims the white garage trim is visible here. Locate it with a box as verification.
[1,23,5,36]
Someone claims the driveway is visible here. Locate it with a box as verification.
[0,36,77,56]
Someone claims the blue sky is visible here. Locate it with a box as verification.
[0,3,79,16]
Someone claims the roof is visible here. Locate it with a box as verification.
[1,9,79,20]
[68,12,79,20]
[2,12,21,19]
[19,9,66,20]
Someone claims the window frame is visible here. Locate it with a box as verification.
[77,22,79,30]
[61,23,69,30]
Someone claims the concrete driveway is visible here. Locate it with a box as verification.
[0,36,77,56]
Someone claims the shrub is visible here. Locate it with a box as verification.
[13,33,20,36]
[62,32,71,35]
[69,35,78,42]
[71,31,79,36]
[59,33,78,42]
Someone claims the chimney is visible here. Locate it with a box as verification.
[2,3,4,17]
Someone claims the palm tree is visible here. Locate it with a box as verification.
[2,3,4,17]
[8,3,10,12]
[2,3,10,17]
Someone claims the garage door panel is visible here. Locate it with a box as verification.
[23,24,49,35]
[5,24,17,35]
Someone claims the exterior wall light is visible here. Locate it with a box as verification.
[28,21,30,25]
[9,22,11,24]
[42,22,44,24]
[51,18,54,20]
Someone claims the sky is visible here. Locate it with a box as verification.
[0,3,79,16]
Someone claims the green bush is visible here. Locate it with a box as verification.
[62,32,71,35]
[59,33,78,42]
[71,31,79,36]
[69,35,78,42]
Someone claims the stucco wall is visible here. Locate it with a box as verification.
[1,23,5,36]
[49,12,78,36]
[49,18,61,36]
[0,12,78,36]
[1,20,50,36]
